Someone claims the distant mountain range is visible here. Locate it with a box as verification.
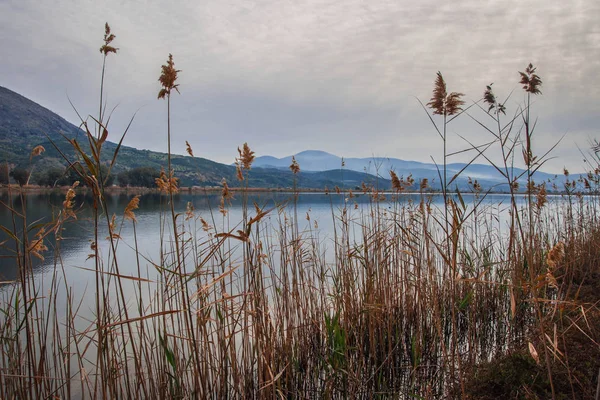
[0,85,578,191]
[0,86,390,189]
[253,150,573,191]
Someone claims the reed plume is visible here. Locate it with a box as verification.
[237,142,255,170]
[390,170,401,191]
[28,228,48,261]
[427,72,464,116]
[519,63,542,95]
[155,167,178,193]
[546,242,565,269]
[99,23,118,55]
[29,145,45,160]
[185,141,194,157]
[236,163,244,181]
[62,181,79,219]
[158,54,180,100]
[185,201,195,221]
[124,195,140,222]
[221,178,233,200]
[290,156,300,174]
[483,83,506,115]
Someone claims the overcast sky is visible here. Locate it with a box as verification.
[1,0,599,172]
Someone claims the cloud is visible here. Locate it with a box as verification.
[1,0,599,172]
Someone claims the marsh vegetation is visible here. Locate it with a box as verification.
[1,23,599,399]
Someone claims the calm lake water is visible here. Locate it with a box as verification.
[0,190,573,285]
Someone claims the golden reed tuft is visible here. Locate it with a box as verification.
[155,168,179,194]
[124,195,140,222]
[185,141,194,157]
[185,201,195,221]
[536,184,548,210]
[390,170,401,191]
[221,178,233,200]
[30,145,45,160]
[28,227,48,261]
[483,83,506,115]
[158,54,180,100]
[427,72,464,116]
[518,63,542,95]
[106,214,121,239]
[99,23,118,56]
[547,242,565,269]
[63,181,79,219]
[289,156,300,174]
[236,164,244,181]
[237,143,255,171]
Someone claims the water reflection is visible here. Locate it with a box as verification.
[0,190,560,284]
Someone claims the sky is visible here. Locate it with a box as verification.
[1,0,599,173]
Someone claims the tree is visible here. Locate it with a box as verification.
[36,167,64,187]
[10,168,29,186]
[117,167,159,188]
[0,163,9,185]
[117,170,130,187]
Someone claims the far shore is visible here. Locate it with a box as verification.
[0,184,593,197]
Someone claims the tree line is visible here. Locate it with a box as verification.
[0,163,160,188]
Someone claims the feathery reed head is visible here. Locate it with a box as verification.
[518,63,542,95]
[200,216,211,232]
[29,227,48,261]
[30,145,45,160]
[158,54,180,99]
[106,213,121,239]
[427,72,464,116]
[155,167,179,193]
[428,72,447,114]
[185,201,195,221]
[185,141,194,157]
[546,241,565,269]
[536,184,547,210]
[221,178,233,200]
[100,23,118,56]
[483,83,506,115]
[63,181,79,219]
[219,197,227,216]
[235,163,244,181]
[390,170,401,191]
[290,156,300,174]
[237,143,255,170]
[124,195,140,222]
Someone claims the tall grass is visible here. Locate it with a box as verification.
[1,24,599,399]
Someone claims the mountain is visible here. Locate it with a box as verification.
[0,86,390,189]
[253,150,570,191]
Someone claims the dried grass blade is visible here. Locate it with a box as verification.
[103,310,182,329]
[74,266,154,283]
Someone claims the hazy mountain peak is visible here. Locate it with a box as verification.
[294,150,338,158]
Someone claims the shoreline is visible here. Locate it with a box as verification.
[1,184,598,197]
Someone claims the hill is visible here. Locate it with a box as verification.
[253,150,569,191]
[0,86,390,189]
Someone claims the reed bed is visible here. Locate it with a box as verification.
[1,24,600,399]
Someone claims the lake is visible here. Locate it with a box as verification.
[0,190,578,282]
[0,189,590,398]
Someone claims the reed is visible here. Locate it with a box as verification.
[1,25,599,400]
